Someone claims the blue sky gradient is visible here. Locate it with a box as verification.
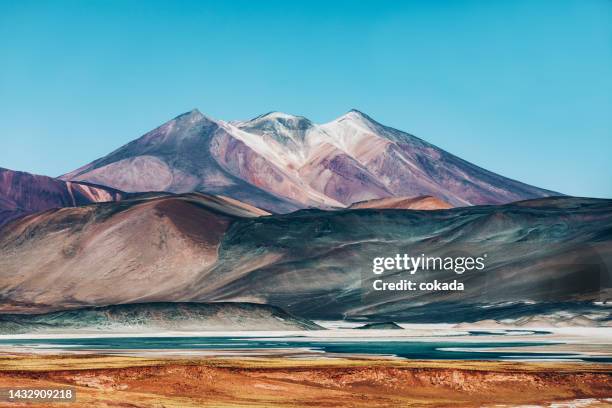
[0,0,610,197]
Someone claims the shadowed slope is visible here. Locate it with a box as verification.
[190,197,611,320]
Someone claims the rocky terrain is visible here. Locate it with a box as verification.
[1,193,609,321]
[349,195,452,210]
[455,308,612,328]
[0,355,610,407]
[0,167,124,226]
[0,192,266,313]
[60,109,558,212]
[0,302,321,334]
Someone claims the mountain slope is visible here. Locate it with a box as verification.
[61,110,324,213]
[0,302,322,334]
[193,197,611,320]
[318,110,558,206]
[61,109,558,211]
[0,192,268,313]
[0,167,124,227]
[349,195,453,210]
[1,195,609,321]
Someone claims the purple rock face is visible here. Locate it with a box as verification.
[0,167,124,226]
[59,109,559,212]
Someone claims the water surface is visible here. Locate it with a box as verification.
[0,335,609,362]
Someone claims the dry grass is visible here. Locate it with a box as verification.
[0,354,610,407]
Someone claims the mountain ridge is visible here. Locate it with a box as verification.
[1,195,608,319]
[59,109,559,212]
[0,302,322,333]
[0,167,124,227]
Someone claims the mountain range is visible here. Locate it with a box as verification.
[1,192,609,322]
[59,109,558,213]
[1,109,607,326]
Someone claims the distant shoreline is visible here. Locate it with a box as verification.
[0,325,610,363]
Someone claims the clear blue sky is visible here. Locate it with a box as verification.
[0,0,610,197]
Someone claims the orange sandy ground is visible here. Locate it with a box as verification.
[0,354,610,407]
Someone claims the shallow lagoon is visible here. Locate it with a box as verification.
[0,333,610,363]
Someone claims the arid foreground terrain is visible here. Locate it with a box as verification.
[0,354,610,407]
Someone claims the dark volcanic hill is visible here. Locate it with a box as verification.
[1,194,609,322]
[0,167,124,227]
[60,109,559,212]
[356,322,404,330]
[0,302,321,334]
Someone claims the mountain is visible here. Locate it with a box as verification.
[0,302,322,334]
[60,109,558,212]
[0,192,266,313]
[455,311,611,328]
[349,195,452,210]
[355,322,404,330]
[1,193,609,322]
[0,167,124,227]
